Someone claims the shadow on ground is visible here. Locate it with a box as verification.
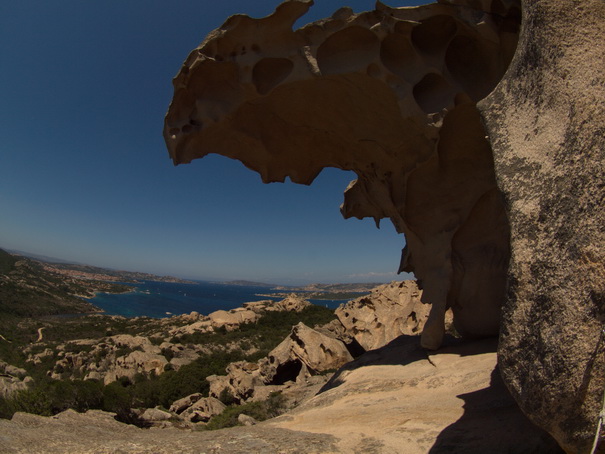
[429,366,564,453]
[320,334,563,453]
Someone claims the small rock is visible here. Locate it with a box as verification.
[237,413,257,426]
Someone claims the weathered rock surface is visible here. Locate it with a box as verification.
[269,294,311,312]
[0,338,562,453]
[335,280,431,351]
[271,337,562,454]
[0,361,32,399]
[208,309,259,331]
[208,323,351,403]
[479,0,605,451]
[0,409,338,453]
[164,0,605,451]
[180,397,226,423]
[264,322,353,376]
[164,0,519,351]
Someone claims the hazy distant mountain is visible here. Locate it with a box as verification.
[223,280,276,288]
[6,248,82,265]
[4,247,195,285]
[274,282,385,293]
[0,248,124,318]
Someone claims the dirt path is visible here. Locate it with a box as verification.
[36,327,45,342]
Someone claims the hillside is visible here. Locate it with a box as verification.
[0,249,130,321]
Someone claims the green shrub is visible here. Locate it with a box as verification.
[205,392,287,430]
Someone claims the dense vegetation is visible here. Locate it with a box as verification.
[0,305,336,427]
[0,249,129,321]
[0,247,340,429]
[172,305,336,354]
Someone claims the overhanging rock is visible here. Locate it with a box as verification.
[164,0,519,351]
[164,0,605,451]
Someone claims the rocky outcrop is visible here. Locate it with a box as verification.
[168,393,226,423]
[479,1,605,452]
[104,349,168,385]
[0,361,32,399]
[269,294,311,312]
[335,280,432,351]
[164,0,518,351]
[180,397,226,423]
[164,1,605,451]
[170,308,259,336]
[208,322,351,403]
[208,308,259,331]
[263,322,353,377]
[0,408,338,453]
[0,339,562,453]
[242,295,311,313]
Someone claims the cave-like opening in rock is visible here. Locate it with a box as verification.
[268,359,303,386]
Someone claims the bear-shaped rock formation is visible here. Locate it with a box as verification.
[164,1,605,452]
[164,0,519,352]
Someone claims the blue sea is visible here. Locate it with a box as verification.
[88,281,347,318]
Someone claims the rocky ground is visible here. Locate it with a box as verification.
[0,280,564,452]
[0,337,562,453]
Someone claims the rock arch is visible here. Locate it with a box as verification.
[164,0,519,351]
[164,1,605,451]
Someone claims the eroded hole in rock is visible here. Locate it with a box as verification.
[412,73,456,114]
[269,359,303,385]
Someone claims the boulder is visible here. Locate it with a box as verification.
[103,350,168,385]
[181,397,226,423]
[0,361,27,379]
[209,323,351,403]
[169,319,212,336]
[238,413,258,426]
[169,392,203,414]
[261,323,353,384]
[208,361,265,403]
[335,281,430,351]
[140,407,172,422]
[0,374,32,399]
[268,295,311,312]
[242,300,272,312]
[208,309,259,331]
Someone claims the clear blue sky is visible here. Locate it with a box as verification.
[0,1,426,285]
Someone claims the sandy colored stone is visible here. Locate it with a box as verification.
[163,0,605,450]
[0,338,561,453]
[208,309,259,331]
[335,280,430,351]
[181,397,226,423]
[478,0,605,451]
[268,294,311,312]
[164,0,519,352]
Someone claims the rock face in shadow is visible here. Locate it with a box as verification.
[164,0,605,451]
[164,0,519,351]
[479,1,605,452]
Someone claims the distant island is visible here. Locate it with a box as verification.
[221,280,275,288]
